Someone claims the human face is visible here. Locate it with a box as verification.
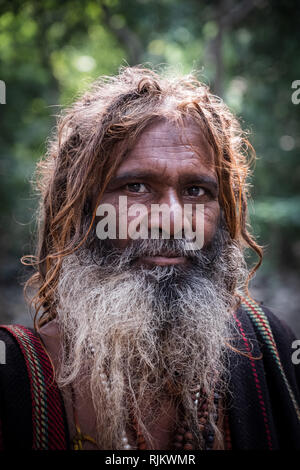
[99,120,220,266]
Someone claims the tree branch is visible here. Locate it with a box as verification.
[99,0,143,65]
[218,0,265,29]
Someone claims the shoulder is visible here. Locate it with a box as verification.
[237,297,300,397]
[0,323,70,449]
[0,324,33,370]
[237,296,298,345]
[229,298,300,448]
[0,324,42,366]
[0,323,59,386]
[0,324,39,394]
[0,325,33,449]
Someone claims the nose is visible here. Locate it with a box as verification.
[148,189,184,239]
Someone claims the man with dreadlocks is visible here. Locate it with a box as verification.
[0,66,300,451]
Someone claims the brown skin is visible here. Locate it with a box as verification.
[39,121,222,449]
[100,120,220,265]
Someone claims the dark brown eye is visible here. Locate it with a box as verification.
[126,183,148,193]
[184,186,205,197]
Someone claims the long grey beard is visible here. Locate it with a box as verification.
[54,229,247,449]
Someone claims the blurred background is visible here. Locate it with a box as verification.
[0,0,299,332]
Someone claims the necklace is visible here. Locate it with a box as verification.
[132,389,221,450]
[71,338,220,450]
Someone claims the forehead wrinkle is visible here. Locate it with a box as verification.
[130,142,197,150]
[128,135,214,163]
[137,120,210,144]
[131,135,205,149]
[123,153,216,176]
[113,161,217,189]
[122,121,216,176]
[126,145,213,163]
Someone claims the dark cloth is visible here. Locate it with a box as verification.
[0,325,70,450]
[0,326,33,449]
[227,305,300,449]
[0,304,300,450]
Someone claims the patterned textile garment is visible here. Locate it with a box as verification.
[0,324,70,450]
[0,298,300,450]
[227,299,300,449]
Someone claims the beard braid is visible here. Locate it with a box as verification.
[54,225,247,450]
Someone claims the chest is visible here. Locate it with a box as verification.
[63,388,223,450]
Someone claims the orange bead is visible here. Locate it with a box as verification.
[173,441,183,449]
[183,443,194,450]
[184,431,193,441]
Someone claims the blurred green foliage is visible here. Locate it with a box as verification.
[0,0,299,279]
